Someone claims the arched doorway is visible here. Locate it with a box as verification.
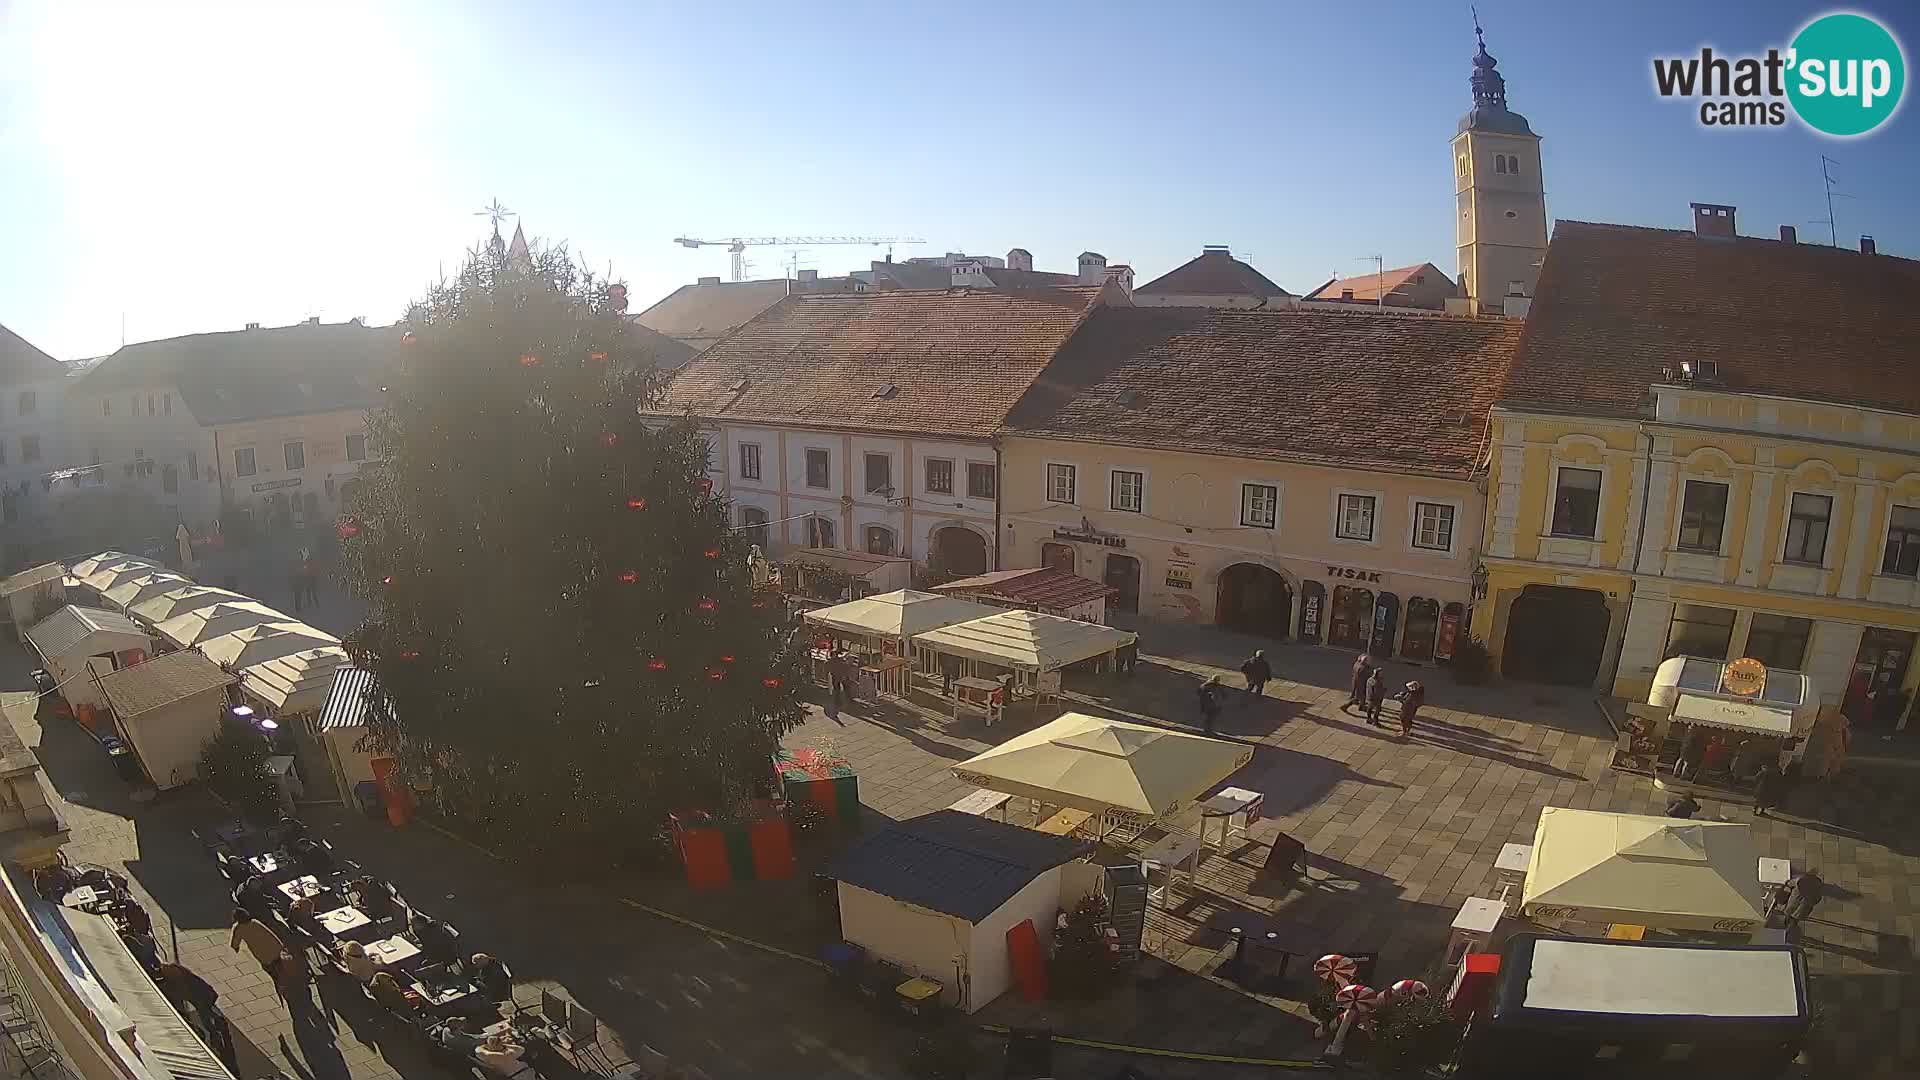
[1402,597,1441,661]
[1502,585,1610,685]
[1041,542,1076,573]
[1104,554,1140,614]
[1216,563,1292,639]
[1372,593,1400,657]
[1328,585,1375,650]
[932,526,989,576]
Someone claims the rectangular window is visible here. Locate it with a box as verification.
[864,452,892,495]
[17,391,35,416]
[1413,501,1455,551]
[162,393,172,416]
[0,441,6,465]
[162,465,178,495]
[1110,470,1144,513]
[1336,493,1376,541]
[739,507,770,550]
[967,462,996,500]
[346,433,367,462]
[1676,480,1729,553]
[925,458,954,495]
[20,435,40,463]
[737,442,761,480]
[1241,483,1278,529]
[865,526,894,556]
[806,514,836,548]
[1665,603,1737,661]
[103,398,111,417]
[1783,492,1832,565]
[1884,505,1920,578]
[188,451,198,480]
[234,447,257,477]
[1745,613,1814,671]
[1046,463,1076,504]
[805,448,831,489]
[1550,467,1603,538]
[146,394,155,416]
[284,441,306,471]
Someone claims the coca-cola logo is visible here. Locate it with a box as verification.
[1713,918,1755,932]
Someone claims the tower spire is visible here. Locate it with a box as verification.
[1469,14,1509,112]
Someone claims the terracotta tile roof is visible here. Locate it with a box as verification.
[1303,263,1452,303]
[1506,221,1920,419]
[1134,250,1291,298]
[635,279,791,342]
[932,566,1116,607]
[1007,307,1522,478]
[653,286,1107,439]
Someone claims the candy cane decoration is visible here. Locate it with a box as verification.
[1328,984,1379,1058]
[1390,978,1430,1002]
[1314,953,1357,987]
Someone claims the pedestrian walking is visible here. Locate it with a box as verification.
[1396,680,1425,736]
[1116,639,1138,676]
[1364,668,1387,727]
[829,649,852,714]
[1673,726,1706,779]
[1241,650,1271,702]
[1665,793,1700,819]
[1198,676,1223,736]
[1751,762,1783,818]
[1783,869,1825,927]
[1345,653,1374,712]
[228,909,287,989]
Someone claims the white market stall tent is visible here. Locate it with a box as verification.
[101,572,197,614]
[912,609,1136,695]
[78,559,166,597]
[70,551,144,578]
[130,585,250,626]
[24,605,154,712]
[1521,807,1764,933]
[242,646,351,720]
[312,664,392,804]
[951,712,1252,835]
[0,563,65,639]
[804,590,1001,652]
[96,650,237,790]
[199,622,339,670]
[154,600,288,649]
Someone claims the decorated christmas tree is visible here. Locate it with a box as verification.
[339,228,804,861]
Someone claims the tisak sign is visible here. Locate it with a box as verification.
[1722,657,1767,697]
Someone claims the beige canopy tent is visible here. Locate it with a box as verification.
[803,590,1000,649]
[952,712,1252,834]
[154,600,287,648]
[70,551,142,578]
[131,585,250,624]
[240,645,351,718]
[912,610,1136,674]
[80,559,165,595]
[101,572,196,612]
[200,622,340,670]
[1521,807,1764,932]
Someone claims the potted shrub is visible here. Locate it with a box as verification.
[1049,894,1117,999]
[1368,995,1466,1073]
[1450,636,1492,685]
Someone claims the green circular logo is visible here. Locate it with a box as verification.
[1788,13,1906,136]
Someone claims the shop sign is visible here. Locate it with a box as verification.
[1165,567,1194,590]
[1722,657,1767,696]
[1301,592,1323,641]
[1325,564,1383,584]
[1053,527,1126,548]
[251,478,302,493]
[1436,613,1461,660]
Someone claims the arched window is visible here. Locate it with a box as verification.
[1507,155,1522,175]
[1494,155,1507,174]
[865,525,895,556]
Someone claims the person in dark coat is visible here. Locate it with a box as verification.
[1116,639,1137,676]
[1364,668,1387,727]
[1397,680,1426,736]
[1241,650,1272,700]
[1665,793,1701,819]
[1783,869,1825,927]
[1346,653,1374,711]
[1751,762,1783,817]
[1198,677,1223,736]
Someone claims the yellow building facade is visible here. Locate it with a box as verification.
[1476,386,1920,728]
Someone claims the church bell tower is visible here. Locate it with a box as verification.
[1451,21,1547,315]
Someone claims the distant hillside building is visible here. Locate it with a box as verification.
[1302,263,1456,311]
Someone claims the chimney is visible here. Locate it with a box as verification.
[796,269,818,285]
[304,316,320,325]
[1006,248,1033,273]
[1691,202,1738,239]
[1861,235,1877,255]
[1076,251,1108,285]
[244,322,261,330]
[697,275,722,286]
[1341,289,1355,301]
[1103,264,1134,294]
[1779,225,1797,244]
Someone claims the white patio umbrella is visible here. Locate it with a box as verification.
[71,551,140,578]
[102,573,196,612]
[81,559,165,594]
[154,600,288,648]
[200,622,340,670]
[951,711,1252,822]
[913,609,1136,673]
[1521,807,1765,932]
[803,590,1000,646]
[131,585,251,624]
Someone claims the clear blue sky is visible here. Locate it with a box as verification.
[2,1,1916,360]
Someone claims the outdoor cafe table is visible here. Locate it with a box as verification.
[277,876,327,903]
[248,852,286,876]
[951,676,1001,723]
[318,905,373,937]
[367,935,421,970]
[1199,787,1264,851]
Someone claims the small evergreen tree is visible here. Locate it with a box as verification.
[339,231,805,861]
[199,725,279,821]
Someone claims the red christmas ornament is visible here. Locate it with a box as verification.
[762,677,783,689]
[382,575,396,588]
[697,478,714,495]
[589,350,609,363]
[519,353,542,367]
[625,497,648,510]
[720,654,736,664]
[398,650,420,661]
[751,598,767,610]
[706,669,725,682]
[601,433,619,448]
[696,597,719,613]
[617,570,639,584]
[646,657,668,672]
[702,548,720,559]
[336,517,362,540]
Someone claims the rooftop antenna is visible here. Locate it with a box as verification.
[1357,254,1386,308]
[1818,156,1852,247]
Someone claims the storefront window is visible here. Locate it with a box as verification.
[1745,613,1813,671]
[1665,603,1736,660]
[1328,585,1374,650]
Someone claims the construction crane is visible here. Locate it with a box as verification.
[673,235,924,282]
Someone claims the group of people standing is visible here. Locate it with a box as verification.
[1344,653,1423,735]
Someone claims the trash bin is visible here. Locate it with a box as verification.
[354,780,384,819]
